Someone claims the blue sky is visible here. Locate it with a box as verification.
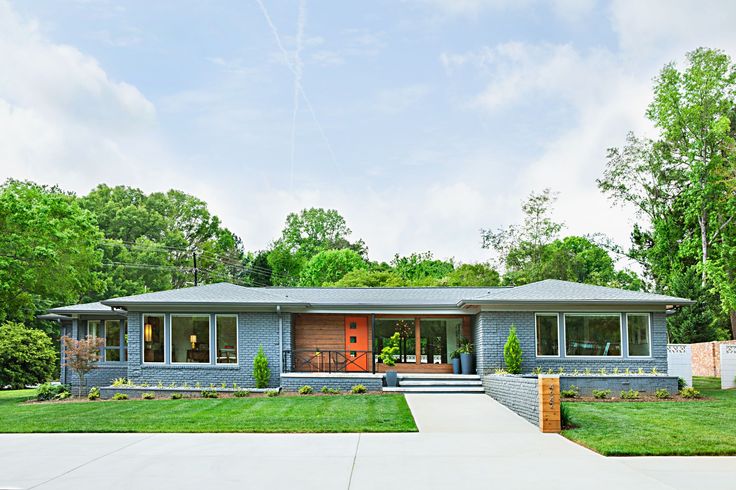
[2,0,736,263]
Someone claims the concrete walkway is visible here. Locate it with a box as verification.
[0,395,733,489]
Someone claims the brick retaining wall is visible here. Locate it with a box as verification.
[280,373,384,392]
[559,375,678,396]
[483,374,539,425]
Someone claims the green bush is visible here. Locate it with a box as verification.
[234,390,250,398]
[111,377,130,387]
[503,325,523,374]
[171,393,183,400]
[620,389,640,400]
[351,384,367,394]
[253,346,271,389]
[560,403,572,428]
[200,390,218,399]
[266,389,279,397]
[36,383,70,401]
[379,332,400,367]
[680,387,701,399]
[678,377,687,390]
[112,393,128,400]
[141,392,155,400]
[655,388,671,399]
[321,386,340,394]
[592,389,611,399]
[560,385,579,398]
[87,387,100,400]
[298,385,314,395]
[0,322,57,389]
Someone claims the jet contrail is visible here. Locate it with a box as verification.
[254,0,343,181]
[289,0,306,192]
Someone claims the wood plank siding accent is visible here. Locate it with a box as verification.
[292,314,362,352]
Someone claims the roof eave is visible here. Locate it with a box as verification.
[457,299,695,307]
[100,300,311,308]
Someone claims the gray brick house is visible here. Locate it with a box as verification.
[48,280,692,390]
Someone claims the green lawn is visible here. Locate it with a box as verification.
[562,377,736,455]
[0,390,417,433]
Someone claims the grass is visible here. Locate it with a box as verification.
[0,390,417,433]
[561,377,736,455]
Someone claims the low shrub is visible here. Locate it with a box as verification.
[87,387,100,400]
[111,377,129,387]
[620,389,640,400]
[266,389,279,397]
[560,403,575,428]
[141,392,155,400]
[321,386,340,394]
[298,385,314,395]
[680,387,701,399]
[592,389,611,399]
[36,383,70,401]
[200,390,218,399]
[233,390,250,398]
[655,388,671,399]
[171,393,183,400]
[678,377,687,390]
[112,393,128,400]
[351,384,367,394]
[560,385,579,398]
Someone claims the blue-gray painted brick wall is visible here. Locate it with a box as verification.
[559,375,678,396]
[126,311,291,388]
[474,311,668,375]
[280,375,383,392]
[483,374,539,425]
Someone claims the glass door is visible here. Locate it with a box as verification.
[420,318,463,364]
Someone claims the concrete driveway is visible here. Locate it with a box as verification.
[0,395,734,490]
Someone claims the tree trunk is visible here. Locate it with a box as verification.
[731,310,736,340]
[699,210,708,287]
[78,373,84,398]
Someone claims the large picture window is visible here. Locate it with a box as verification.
[216,315,238,364]
[535,314,559,356]
[171,315,210,363]
[565,314,621,357]
[143,314,165,363]
[627,314,651,357]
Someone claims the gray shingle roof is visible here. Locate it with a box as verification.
[458,279,693,305]
[49,279,692,312]
[48,301,124,315]
[102,282,309,307]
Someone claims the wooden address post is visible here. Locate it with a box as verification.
[538,375,561,433]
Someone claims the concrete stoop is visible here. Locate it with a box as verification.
[383,374,484,394]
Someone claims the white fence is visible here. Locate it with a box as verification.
[667,344,692,387]
[720,344,736,390]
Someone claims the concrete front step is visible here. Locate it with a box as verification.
[400,380,483,387]
[383,386,485,394]
[396,374,480,380]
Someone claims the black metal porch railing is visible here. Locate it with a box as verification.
[282,350,375,374]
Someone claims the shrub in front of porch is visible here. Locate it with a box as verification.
[503,325,523,374]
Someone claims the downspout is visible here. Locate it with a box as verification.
[277,305,283,373]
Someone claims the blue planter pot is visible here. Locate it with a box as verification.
[460,353,473,375]
[384,370,398,387]
[451,357,461,374]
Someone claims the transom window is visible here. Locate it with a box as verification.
[535,314,559,357]
[564,314,622,357]
[627,314,651,357]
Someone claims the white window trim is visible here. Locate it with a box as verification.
[534,313,560,358]
[563,313,623,358]
[142,313,166,365]
[170,314,212,365]
[626,313,652,358]
[215,314,239,365]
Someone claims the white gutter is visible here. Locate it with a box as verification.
[277,305,283,374]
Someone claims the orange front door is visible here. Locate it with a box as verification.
[345,316,369,372]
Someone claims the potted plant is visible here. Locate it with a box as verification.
[380,332,400,387]
[450,349,462,374]
[458,338,474,375]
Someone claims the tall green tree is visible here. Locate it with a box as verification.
[390,252,454,285]
[0,180,101,322]
[299,249,367,286]
[599,48,736,339]
[437,263,501,286]
[267,208,366,285]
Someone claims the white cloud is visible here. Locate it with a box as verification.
[413,0,593,22]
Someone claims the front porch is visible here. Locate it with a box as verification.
[286,313,474,374]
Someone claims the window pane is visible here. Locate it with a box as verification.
[105,320,121,347]
[627,314,650,356]
[172,315,210,363]
[373,318,415,364]
[565,314,621,356]
[87,320,100,339]
[143,315,165,363]
[536,315,559,356]
[105,349,121,362]
[216,316,237,364]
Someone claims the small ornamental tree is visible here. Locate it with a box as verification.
[253,345,271,388]
[503,325,523,374]
[0,322,56,389]
[379,332,400,366]
[62,335,105,396]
